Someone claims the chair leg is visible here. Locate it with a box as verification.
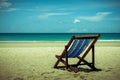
[54,55,69,69]
[76,45,97,70]
[65,46,68,69]
[54,59,60,68]
[66,56,68,69]
[92,45,95,68]
[54,55,63,68]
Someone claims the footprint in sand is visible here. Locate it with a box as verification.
[80,76,87,80]
[105,70,111,72]
[13,77,24,80]
[41,71,55,76]
[73,74,80,77]
[105,67,112,72]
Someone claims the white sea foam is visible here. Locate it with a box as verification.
[0,40,67,43]
[0,40,120,43]
[98,40,120,42]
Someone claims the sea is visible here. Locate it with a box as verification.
[0,33,120,42]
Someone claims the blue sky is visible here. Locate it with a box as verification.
[0,0,120,33]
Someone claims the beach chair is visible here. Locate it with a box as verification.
[54,34,100,72]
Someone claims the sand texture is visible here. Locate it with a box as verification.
[0,41,120,80]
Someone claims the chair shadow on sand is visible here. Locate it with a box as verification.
[77,67,102,73]
[60,67,102,73]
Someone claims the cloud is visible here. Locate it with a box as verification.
[56,8,79,11]
[68,28,79,33]
[38,12,71,19]
[4,8,19,12]
[0,0,17,12]
[73,19,80,23]
[68,28,88,33]
[2,8,38,12]
[0,0,11,8]
[96,12,112,16]
[110,18,120,21]
[0,7,40,12]
[75,12,112,22]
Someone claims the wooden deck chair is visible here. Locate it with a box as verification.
[54,34,100,72]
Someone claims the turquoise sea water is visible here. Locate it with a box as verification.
[0,33,120,41]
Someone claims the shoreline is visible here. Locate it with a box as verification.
[0,40,120,47]
[0,40,120,42]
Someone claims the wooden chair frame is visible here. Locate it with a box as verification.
[54,34,100,72]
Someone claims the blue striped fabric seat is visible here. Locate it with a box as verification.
[67,39,92,58]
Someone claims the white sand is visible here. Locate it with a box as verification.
[0,41,120,80]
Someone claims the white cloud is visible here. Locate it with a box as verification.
[73,19,80,23]
[1,7,40,12]
[0,0,11,8]
[96,12,112,16]
[0,7,21,12]
[56,8,79,11]
[5,8,18,12]
[0,0,17,12]
[38,12,71,19]
[68,28,88,33]
[110,18,120,21]
[68,28,79,33]
[75,12,112,22]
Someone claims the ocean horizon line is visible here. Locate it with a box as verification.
[0,32,120,34]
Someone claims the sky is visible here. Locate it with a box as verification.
[0,0,120,33]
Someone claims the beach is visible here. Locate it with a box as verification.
[0,41,120,80]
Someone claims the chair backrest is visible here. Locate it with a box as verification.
[67,39,93,58]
